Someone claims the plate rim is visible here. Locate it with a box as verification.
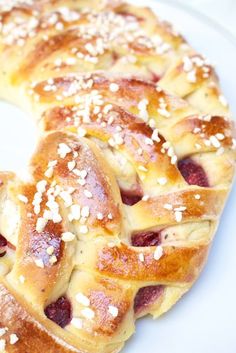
[132,0,236,47]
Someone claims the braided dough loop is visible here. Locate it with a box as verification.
[0,1,235,353]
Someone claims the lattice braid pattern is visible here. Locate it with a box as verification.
[0,1,235,353]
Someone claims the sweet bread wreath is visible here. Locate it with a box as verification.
[0,1,235,352]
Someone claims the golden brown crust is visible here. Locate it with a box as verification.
[127,188,227,230]
[0,282,81,353]
[96,243,209,283]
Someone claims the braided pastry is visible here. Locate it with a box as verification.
[0,1,235,352]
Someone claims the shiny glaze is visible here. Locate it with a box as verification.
[97,243,208,282]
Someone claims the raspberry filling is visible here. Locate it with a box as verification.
[134,285,164,314]
[178,158,209,187]
[131,231,162,247]
[120,189,142,206]
[150,72,161,83]
[0,234,7,258]
[45,296,72,328]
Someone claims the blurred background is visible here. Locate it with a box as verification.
[175,0,236,36]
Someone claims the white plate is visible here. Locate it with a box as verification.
[0,1,235,353]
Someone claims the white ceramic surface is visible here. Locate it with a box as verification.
[173,0,236,37]
[0,2,235,353]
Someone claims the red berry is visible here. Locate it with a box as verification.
[150,72,161,83]
[131,231,162,247]
[178,158,209,187]
[120,189,142,206]
[0,234,7,258]
[134,286,164,314]
[45,296,72,328]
